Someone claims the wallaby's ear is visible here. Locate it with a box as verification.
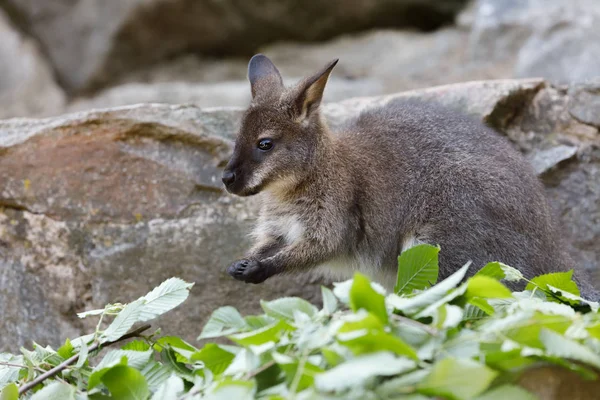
[291,58,338,120]
[248,54,284,99]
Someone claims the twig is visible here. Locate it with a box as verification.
[245,360,276,380]
[0,362,29,369]
[18,324,151,395]
[390,314,439,336]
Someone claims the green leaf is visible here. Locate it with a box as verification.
[547,285,599,311]
[141,361,173,391]
[0,354,23,387]
[0,383,18,400]
[526,270,580,298]
[375,369,431,398]
[155,336,198,362]
[540,329,600,369]
[199,306,248,339]
[315,352,415,392]
[88,349,153,389]
[466,276,513,299]
[151,374,184,400]
[260,297,318,321]
[75,340,88,369]
[475,262,524,282]
[321,286,338,315]
[206,379,256,400]
[122,340,151,352]
[468,297,494,315]
[30,382,76,400]
[102,365,150,400]
[191,344,236,375]
[138,278,194,322]
[474,385,536,400]
[349,273,388,324]
[272,352,323,392]
[245,315,276,330]
[57,338,74,359]
[389,262,471,315]
[418,358,498,400]
[337,328,418,360]
[395,244,440,294]
[228,320,294,346]
[101,299,144,342]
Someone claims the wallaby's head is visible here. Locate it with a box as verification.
[222,54,338,196]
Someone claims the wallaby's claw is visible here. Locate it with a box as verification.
[227,259,270,284]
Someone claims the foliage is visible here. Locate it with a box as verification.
[2,245,600,399]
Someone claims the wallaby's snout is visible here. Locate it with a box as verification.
[221,169,235,186]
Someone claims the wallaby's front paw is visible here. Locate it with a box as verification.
[227,259,271,284]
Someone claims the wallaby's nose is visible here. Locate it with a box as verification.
[222,170,236,186]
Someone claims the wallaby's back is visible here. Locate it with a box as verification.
[337,99,562,282]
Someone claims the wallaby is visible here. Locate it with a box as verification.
[222,54,598,299]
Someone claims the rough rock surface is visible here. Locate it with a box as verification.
[1,79,599,352]
[469,0,600,84]
[0,0,467,93]
[0,8,65,119]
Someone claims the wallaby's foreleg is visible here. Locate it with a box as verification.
[227,238,333,284]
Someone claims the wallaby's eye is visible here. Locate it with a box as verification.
[257,138,274,151]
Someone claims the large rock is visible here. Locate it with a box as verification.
[0,0,468,93]
[469,0,600,84]
[1,79,599,352]
[66,28,511,112]
[0,8,65,118]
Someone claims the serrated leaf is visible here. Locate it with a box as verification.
[337,328,418,360]
[475,262,524,282]
[315,352,415,392]
[151,374,184,400]
[466,276,513,299]
[138,278,194,322]
[321,286,338,315]
[245,314,276,330]
[272,352,323,392]
[101,299,144,342]
[261,297,318,321]
[418,358,497,400]
[75,340,88,369]
[155,336,198,362]
[375,369,431,398]
[526,270,580,298]
[0,383,18,400]
[206,379,256,400]
[349,273,388,324]
[395,244,440,294]
[474,385,536,400]
[228,320,294,346]
[88,349,153,389]
[199,306,248,339]
[540,329,600,369]
[76,308,106,318]
[30,382,76,400]
[57,338,74,359]
[191,344,236,375]
[547,285,599,311]
[0,354,23,387]
[142,361,173,391]
[102,365,150,400]
[122,340,151,352]
[389,262,471,315]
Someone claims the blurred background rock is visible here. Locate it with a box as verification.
[1,0,599,351]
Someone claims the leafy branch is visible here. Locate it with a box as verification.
[2,246,600,400]
[18,324,152,395]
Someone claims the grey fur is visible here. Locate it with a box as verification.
[222,55,598,300]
